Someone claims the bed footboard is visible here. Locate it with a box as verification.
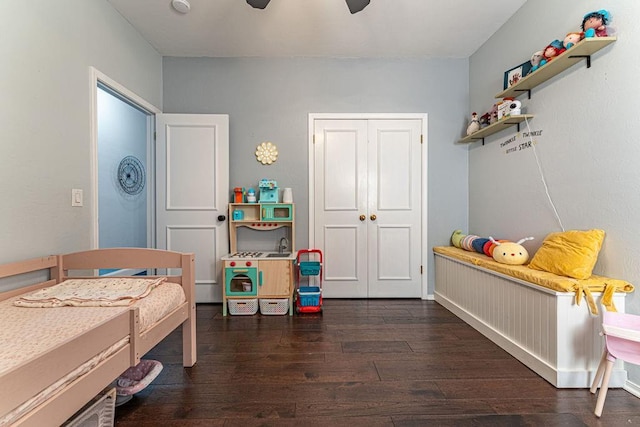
[57,248,197,367]
[434,252,627,388]
[0,247,197,425]
[3,310,133,426]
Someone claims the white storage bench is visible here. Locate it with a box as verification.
[434,247,630,388]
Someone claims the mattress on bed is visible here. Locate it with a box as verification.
[0,281,185,426]
[0,280,185,376]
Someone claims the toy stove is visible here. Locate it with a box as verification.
[228,251,264,259]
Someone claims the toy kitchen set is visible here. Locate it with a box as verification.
[221,179,296,316]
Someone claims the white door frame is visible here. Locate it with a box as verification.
[89,67,161,250]
[308,113,429,299]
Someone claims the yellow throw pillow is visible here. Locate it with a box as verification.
[528,229,605,279]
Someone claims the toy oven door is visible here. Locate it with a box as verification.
[225,267,258,296]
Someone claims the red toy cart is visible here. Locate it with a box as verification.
[295,249,323,313]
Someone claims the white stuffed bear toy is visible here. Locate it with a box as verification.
[466,112,480,136]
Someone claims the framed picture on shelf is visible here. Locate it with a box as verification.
[503,61,532,89]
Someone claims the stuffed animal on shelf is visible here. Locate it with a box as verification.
[466,112,480,136]
[563,32,584,49]
[489,104,498,124]
[530,50,544,72]
[479,112,491,128]
[538,40,566,69]
[489,236,534,265]
[582,9,611,38]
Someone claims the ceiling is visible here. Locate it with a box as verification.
[107,0,527,58]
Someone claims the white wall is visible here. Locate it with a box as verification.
[469,1,640,385]
[0,0,162,262]
[162,57,471,294]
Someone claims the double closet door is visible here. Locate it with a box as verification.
[313,117,424,298]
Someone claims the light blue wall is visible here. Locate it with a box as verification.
[0,0,161,263]
[5,0,637,390]
[162,57,470,293]
[97,87,148,250]
[469,1,640,386]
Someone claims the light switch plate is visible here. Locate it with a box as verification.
[72,189,83,207]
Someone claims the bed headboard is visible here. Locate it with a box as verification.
[55,247,195,299]
[0,248,196,307]
[0,256,58,300]
[57,247,188,271]
[56,247,191,279]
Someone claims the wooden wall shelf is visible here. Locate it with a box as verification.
[458,114,534,144]
[496,37,616,100]
[228,203,295,253]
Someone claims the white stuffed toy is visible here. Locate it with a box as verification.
[530,50,544,72]
[466,112,480,136]
[489,236,534,265]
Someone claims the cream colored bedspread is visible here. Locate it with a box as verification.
[0,281,185,426]
[13,277,167,307]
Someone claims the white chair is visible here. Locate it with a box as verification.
[590,310,640,417]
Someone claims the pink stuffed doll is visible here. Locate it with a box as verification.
[582,10,610,38]
[563,32,584,49]
[479,112,491,128]
[544,44,565,61]
[488,104,498,124]
[538,42,565,69]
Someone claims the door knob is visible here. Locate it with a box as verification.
[217,215,226,221]
[359,214,366,221]
[370,214,377,221]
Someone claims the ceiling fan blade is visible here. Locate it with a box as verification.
[246,0,271,9]
[345,0,370,14]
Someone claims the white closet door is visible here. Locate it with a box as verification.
[313,117,423,298]
[314,119,369,298]
[366,119,422,298]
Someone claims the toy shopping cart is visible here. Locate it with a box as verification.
[295,249,323,314]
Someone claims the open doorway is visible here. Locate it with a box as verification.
[90,68,161,274]
[97,84,148,250]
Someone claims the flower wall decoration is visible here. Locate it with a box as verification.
[256,141,278,165]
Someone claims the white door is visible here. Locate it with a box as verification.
[313,117,424,298]
[156,114,229,303]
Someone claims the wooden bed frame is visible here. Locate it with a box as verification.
[0,248,196,426]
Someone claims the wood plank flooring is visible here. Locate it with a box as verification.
[115,300,640,426]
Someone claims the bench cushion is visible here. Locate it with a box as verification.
[433,246,633,314]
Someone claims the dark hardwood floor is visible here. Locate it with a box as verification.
[115,300,640,426]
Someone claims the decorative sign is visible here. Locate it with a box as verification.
[500,129,543,155]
